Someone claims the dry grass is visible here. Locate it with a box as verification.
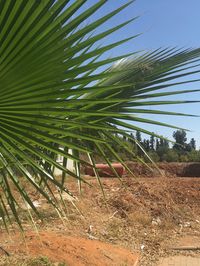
[0,256,67,266]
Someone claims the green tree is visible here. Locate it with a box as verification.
[142,139,150,152]
[123,135,127,142]
[150,135,155,151]
[188,150,200,162]
[173,130,187,151]
[145,151,160,163]
[156,139,160,151]
[163,150,179,162]
[189,138,196,150]
[179,154,189,162]
[155,138,170,161]
[129,133,135,144]
[136,131,142,143]
[1,1,200,227]
[157,146,169,161]
[146,139,150,152]
[164,140,169,148]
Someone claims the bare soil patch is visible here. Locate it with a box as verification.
[1,231,138,266]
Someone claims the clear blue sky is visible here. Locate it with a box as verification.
[75,1,200,148]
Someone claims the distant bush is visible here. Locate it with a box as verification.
[162,150,179,162]
[187,150,200,162]
[145,151,160,163]
[179,154,189,162]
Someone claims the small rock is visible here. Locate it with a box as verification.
[178,224,183,233]
[87,225,94,234]
[183,222,191,228]
[152,220,158,226]
[152,217,161,226]
[156,217,161,225]
[101,230,108,236]
[87,234,98,240]
[37,219,42,224]
[140,244,145,251]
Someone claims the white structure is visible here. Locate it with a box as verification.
[54,148,75,176]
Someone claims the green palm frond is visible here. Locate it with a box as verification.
[0,0,200,227]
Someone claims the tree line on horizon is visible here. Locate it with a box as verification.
[119,129,200,163]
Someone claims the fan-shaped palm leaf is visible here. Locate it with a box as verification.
[0,0,200,227]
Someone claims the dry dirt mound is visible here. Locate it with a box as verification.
[109,177,200,220]
[125,162,200,177]
[4,231,139,266]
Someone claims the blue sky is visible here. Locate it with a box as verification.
[75,1,200,147]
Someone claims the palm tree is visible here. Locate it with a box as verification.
[1,0,200,228]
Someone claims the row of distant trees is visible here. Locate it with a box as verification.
[120,130,200,162]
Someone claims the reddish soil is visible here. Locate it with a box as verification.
[3,231,138,266]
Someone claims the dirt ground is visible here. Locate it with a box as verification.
[1,163,200,265]
[0,231,138,266]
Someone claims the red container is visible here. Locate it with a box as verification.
[85,163,124,177]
